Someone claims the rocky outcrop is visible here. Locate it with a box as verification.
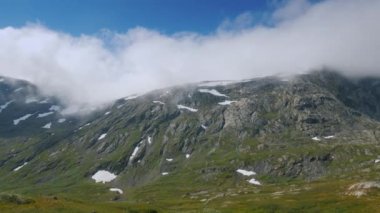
[346,181,380,197]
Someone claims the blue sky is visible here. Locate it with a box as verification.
[0,0,277,35]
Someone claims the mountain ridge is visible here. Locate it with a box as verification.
[0,71,380,212]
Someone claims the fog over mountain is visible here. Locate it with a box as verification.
[0,0,379,113]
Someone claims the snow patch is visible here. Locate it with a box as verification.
[324,135,335,139]
[124,95,139,101]
[248,178,262,185]
[13,162,28,171]
[236,169,256,176]
[37,112,54,118]
[42,122,52,129]
[110,188,123,194]
[25,97,38,104]
[161,172,169,176]
[375,159,380,163]
[58,118,66,123]
[198,80,235,87]
[0,100,14,113]
[129,141,143,162]
[49,151,59,157]
[166,158,173,162]
[198,89,228,97]
[236,168,261,185]
[39,99,49,103]
[98,133,107,140]
[148,136,152,144]
[218,100,237,105]
[153,100,165,105]
[177,105,198,112]
[14,88,23,92]
[13,114,33,125]
[312,137,321,141]
[186,154,190,159]
[79,122,91,130]
[104,111,111,115]
[91,170,117,183]
[49,105,61,111]
[201,124,208,130]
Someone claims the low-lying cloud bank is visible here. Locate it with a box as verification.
[0,0,379,113]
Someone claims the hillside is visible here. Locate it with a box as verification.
[0,71,380,212]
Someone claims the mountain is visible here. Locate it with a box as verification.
[0,71,380,212]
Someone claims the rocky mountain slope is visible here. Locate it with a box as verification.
[0,71,380,212]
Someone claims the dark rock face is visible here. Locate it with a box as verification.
[253,152,333,181]
[304,71,380,121]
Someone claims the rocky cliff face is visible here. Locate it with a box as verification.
[0,71,379,208]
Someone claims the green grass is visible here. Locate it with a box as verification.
[1,140,380,213]
[1,116,380,212]
[4,174,373,213]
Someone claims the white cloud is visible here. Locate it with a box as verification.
[218,12,255,32]
[0,0,379,114]
[273,0,312,21]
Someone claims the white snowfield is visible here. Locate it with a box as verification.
[198,89,228,97]
[25,97,38,104]
[13,114,33,125]
[153,100,165,105]
[124,95,139,101]
[13,162,28,172]
[198,79,253,87]
[177,105,198,112]
[236,169,256,176]
[37,112,54,118]
[98,133,107,140]
[129,142,143,162]
[39,99,49,103]
[166,158,173,162]
[375,159,380,163]
[104,111,111,115]
[79,123,91,130]
[248,178,262,185]
[313,136,336,141]
[49,105,61,111]
[110,188,123,194]
[186,154,190,159]
[0,100,14,113]
[198,80,236,87]
[91,170,117,183]
[218,100,237,105]
[58,118,66,123]
[236,168,261,185]
[161,172,169,176]
[14,88,23,92]
[42,122,52,129]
